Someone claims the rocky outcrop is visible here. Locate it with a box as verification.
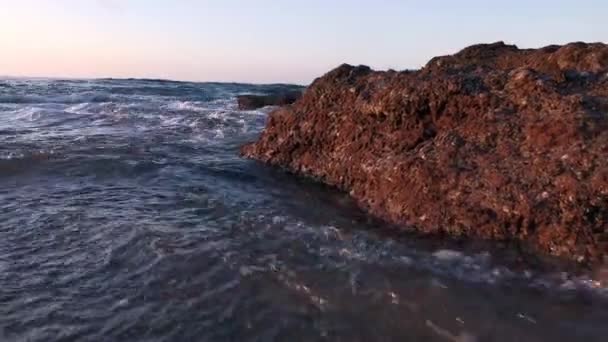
[242,42,608,263]
[237,91,303,110]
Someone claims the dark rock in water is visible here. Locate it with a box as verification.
[242,41,608,263]
[237,91,303,110]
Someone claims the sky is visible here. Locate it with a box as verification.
[0,0,606,84]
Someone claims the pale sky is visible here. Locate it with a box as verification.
[0,0,606,84]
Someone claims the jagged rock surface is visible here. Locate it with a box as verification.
[242,42,608,263]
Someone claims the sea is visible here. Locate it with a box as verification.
[1,78,607,341]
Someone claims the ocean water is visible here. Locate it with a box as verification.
[0,78,607,341]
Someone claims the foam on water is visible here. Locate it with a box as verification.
[433,249,465,261]
[165,100,210,112]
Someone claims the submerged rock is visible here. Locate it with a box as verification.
[242,42,608,263]
[237,91,303,110]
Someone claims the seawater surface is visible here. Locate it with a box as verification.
[1,78,607,342]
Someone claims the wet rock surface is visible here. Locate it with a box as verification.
[237,90,303,110]
[242,42,608,263]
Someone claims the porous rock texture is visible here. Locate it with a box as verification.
[242,42,608,263]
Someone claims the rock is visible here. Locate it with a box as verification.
[242,42,608,263]
[237,91,303,110]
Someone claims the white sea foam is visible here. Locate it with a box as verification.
[159,115,183,127]
[0,149,56,161]
[280,220,608,296]
[165,101,208,112]
[64,102,96,114]
[14,107,44,121]
[433,249,465,261]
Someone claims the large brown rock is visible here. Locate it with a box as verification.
[242,42,608,263]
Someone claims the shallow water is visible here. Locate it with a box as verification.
[0,78,607,341]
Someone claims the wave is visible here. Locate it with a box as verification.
[260,220,608,298]
[164,101,209,112]
[0,92,114,104]
[0,150,57,177]
[0,150,56,161]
